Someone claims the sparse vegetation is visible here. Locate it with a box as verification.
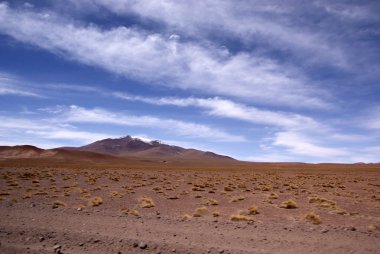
[90,196,103,207]
[193,206,209,217]
[279,199,297,209]
[304,212,321,225]
[230,214,254,222]
[139,196,155,208]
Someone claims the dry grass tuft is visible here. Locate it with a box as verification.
[212,211,220,217]
[207,198,218,206]
[90,196,103,207]
[121,208,139,216]
[139,196,155,208]
[279,199,297,209]
[308,195,336,209]
[52,200,66,207]
[248,205,259,215]
[193,206,209,217]
[230,214,254,222]
[179,214,192,220]
[230,196,245,202]
[305,212,321,225]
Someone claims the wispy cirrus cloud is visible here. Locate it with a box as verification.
[0,72,41,97]
[0,105,245,145]
[61,105,245,142]
[0,115,116,146]
[114,93,324,131]
[0,2,331,109]
[65,0,379,71]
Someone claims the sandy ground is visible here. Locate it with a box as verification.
[0,166,379,253]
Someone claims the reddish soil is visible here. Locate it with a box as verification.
[0,165,379,253]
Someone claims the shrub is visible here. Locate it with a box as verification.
[305,212,321,224]
[139,196,155,208]
[279,199,297,209]
[230,214,254,222]
[193,206,209,217]
[52,200,66,207]
[248,205,259,215]
[90,196,103,207]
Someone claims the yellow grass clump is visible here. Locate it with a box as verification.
[193,206,209,217]
[224,186,234,191]
[248,205,259,215]
[305,212,322,225]
[90,196,103,207]
[121,208,140,216]
[308,195,336,209]
[279,199,297,209]
[139,196,155,208]
[207,198,219,206]
[230,196,245,202]
[212,211,220,217]
[52,200,66,207]
[230,214,254,222]
[179,214,192,220]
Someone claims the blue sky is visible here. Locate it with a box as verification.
[0,1,380,162]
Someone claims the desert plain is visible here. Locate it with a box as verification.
[0,158,379,254]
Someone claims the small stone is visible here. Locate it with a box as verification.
[30,203,35,208]
[219,249,225,253]
[39,236,45,242]
[132,242,138,248]
[350,227,356,231]
[93,239,100,243]
[79,242,84,246]
[321,229,329,233]
[52,204,59,209]
[139,242,148,249]
[77,207,82,211]
[53,244,61,250]
[172,249,176,252]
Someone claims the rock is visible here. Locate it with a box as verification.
[219,249,225,253]
[52,204,59,209]
[93,239,100,243]
[30,203,36,208]
[77,207,82,211]
[39,236,45,242]
[139,242,148,249]
[321,229,329,233]
[132,242,138,248]
[350,227,356,231]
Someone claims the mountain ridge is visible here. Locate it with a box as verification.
[0,136,235,162]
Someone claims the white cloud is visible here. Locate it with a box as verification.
[114,93,324,131]
[61,105,245,142]
[273,131,348,158]
[0,3,330,109]
[0,115,116,146]
[69,0,349,68]
[0,72,41,97]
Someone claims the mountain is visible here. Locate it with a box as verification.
[0,145,117,162]
[77,136,235,161]
[0,136,235,164]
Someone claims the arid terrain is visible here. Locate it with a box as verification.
[0,139,380,253]
[1,160,379,254]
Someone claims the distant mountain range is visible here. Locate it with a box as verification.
[0,136,235,162]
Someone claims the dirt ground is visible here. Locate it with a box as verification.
[0,166,379,253]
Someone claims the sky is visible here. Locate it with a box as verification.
[0,0,379,163]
